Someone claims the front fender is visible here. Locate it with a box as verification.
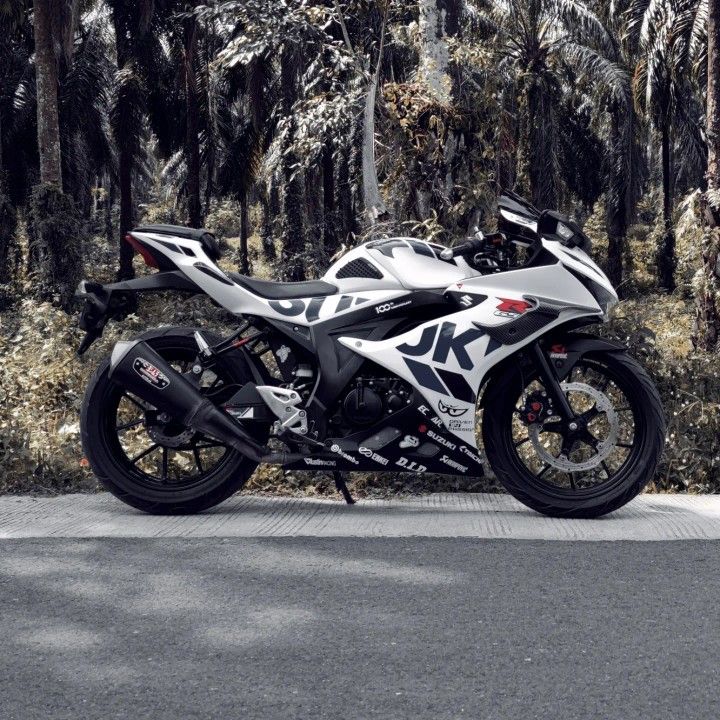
[546,333,627,381]
[480,332,627,408]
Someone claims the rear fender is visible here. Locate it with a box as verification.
[76,272,200,355]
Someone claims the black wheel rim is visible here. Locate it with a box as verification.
[102,347,238,493]
[502,357,645,498]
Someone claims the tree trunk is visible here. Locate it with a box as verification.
[33,0,63,187]
[184,8,202,229]
[260,188,277,261]
[416,0,452,104]
[605,106,626,288]
[693,0,720,350]
[657,122,676,292]
[204,17,215,217]
[278,49,305,281]
[29,0,83,310]
[238,192,249,274]
[105,176,115,246]
[322,142,338,256]
[117,139,135,278]
[112,8,136,280]
[361,72,388,225]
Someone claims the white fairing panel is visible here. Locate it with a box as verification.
[133,232,478,325]
[132,231,410,326]
[338,262,604,448]
[322,238,475,291]
[364,237,475,289]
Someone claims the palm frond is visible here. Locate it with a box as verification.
[549,0,617,56]
[559,41,631,106]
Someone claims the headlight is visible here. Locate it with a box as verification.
[557,222,574,241]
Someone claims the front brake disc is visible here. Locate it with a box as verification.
[527,381,619,472]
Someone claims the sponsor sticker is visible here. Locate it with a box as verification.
[447,418,474,432]
[439,454,468,473]
[426,429,457,450]
[375,299,412,315]
[359,446,389,466]
[399,435,419,449]
[304,458,336,467]
[330,444,359,465]
[438,400,468,417]
[133,357,170,390]
[396,457,427,473]
[459,445,484,465]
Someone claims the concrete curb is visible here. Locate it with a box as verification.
[1,492,719,540]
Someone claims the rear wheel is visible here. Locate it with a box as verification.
[482,351,665,518]
[81,328,269,514]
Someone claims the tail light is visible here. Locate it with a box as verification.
[124,233,159,269]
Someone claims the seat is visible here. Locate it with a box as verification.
[227,272,338,300]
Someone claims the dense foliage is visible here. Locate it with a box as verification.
[0,0,719,494]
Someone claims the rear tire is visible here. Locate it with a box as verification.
[81,327,268,515]
[482,350,665,518]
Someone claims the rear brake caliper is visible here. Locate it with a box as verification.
[518,390,554,425]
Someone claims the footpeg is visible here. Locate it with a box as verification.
[256,386,309,435]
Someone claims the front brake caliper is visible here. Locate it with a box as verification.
[518,390,554,425]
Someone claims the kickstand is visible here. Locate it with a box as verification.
[333,472,356,505]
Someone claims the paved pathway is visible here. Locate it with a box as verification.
[1,492,720,540]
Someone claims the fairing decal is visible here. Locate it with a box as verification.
[338,262,605,447]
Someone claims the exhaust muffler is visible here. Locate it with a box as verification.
[108,339,300,464]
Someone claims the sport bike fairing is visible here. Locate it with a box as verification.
[339,260,604,447]
[129,231,475,325]
[129,227,608,453]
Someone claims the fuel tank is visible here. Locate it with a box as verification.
[323,237,475,292]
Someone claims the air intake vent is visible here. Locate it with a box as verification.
[335,258,383,280]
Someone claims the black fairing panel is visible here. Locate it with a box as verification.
[259,290,452,438]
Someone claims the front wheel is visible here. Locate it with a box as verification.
[482,350,665,518]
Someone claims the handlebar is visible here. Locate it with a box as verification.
[439,231,507,260]
[439,235,487,260]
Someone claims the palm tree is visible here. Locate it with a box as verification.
[108,0,155,279]
[0,3,28,294]
[33,0,62,185]
[29,0,82,310]
[181,0,202,228]
[626,0,707,291]
[482,0,630,211]
[690,0,720,349]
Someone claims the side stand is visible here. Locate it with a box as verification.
[333,472,356,505]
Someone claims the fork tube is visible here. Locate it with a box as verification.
[529,342,576,421]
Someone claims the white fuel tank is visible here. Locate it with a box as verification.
[323,238,474,292]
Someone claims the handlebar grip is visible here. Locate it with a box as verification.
[439,236,486,260]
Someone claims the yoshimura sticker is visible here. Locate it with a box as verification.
[133,357,170,389]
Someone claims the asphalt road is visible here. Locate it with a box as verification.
[1,537,718,720]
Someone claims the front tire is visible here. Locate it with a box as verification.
[482,350,665,518]
[81,327,269,515]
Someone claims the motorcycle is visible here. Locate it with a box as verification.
[76,191,665,517]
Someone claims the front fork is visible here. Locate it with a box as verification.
[529,341,577,424]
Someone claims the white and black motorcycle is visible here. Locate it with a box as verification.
[76,191,664,517]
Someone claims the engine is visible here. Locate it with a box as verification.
[331,376,414,430]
